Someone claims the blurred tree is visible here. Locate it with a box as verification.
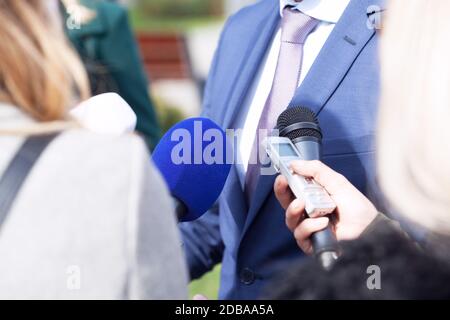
[137,0,223,18]
[152,96,186,134]
[225,0,255,15]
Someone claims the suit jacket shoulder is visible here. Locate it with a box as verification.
[220,0,277,42]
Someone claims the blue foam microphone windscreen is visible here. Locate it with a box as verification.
[152,118,232,222]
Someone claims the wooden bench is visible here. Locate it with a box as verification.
[137,33,192,81]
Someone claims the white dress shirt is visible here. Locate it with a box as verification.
[236,0,350,187]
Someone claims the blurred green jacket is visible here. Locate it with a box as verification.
[63,0,161,150]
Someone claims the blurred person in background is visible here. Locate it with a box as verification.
[0,0,187,299]
[270,0,450,299]
[58,0,161,150]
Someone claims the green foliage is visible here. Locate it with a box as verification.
[130,0,224,32]
[130,11,222,32]
[189,265,221,300]
[153,96,186,134]
[136,0,223,18]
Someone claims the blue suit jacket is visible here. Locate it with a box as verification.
[181,0,385,299]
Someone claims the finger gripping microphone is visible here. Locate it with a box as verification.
[152,118,232,222]
[277,107,340,270]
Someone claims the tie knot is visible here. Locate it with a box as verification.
[281,8,319,44]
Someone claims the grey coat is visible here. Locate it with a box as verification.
[0,103,187,299]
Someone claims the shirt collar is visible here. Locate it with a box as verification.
[280,0,351,24]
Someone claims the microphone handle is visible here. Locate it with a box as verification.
[310,220,339,270]
[293,139,339,270]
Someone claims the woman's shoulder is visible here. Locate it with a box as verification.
[50,129,152,174]
[57,129,147,154]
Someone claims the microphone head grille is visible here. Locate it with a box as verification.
[152,117,232,222]
[277,106,322,140]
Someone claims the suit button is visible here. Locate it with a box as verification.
[240,268,255,285]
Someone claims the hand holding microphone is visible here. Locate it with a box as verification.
[272,107,377,269]
[275,160,378,253]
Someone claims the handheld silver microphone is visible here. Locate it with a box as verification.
[276,106,340,270]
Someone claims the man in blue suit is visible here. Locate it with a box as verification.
[180,0,385,299]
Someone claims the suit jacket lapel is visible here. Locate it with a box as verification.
[220,1,280,130]
[223,165,248,233]
[241,0,384,236]
[289,0,384,115]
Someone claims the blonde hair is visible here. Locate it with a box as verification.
[0,0,90,126]
[378,0,450,235]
